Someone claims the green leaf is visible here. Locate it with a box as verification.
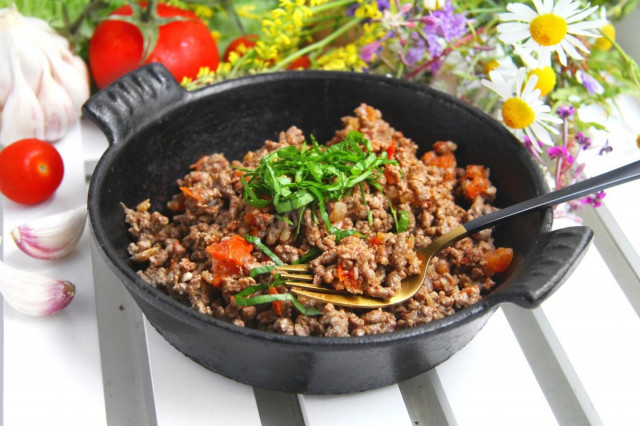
[245,235,285,266]
[233,282,321,315]
[249,264,276,277]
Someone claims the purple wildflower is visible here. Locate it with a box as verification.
[419,0,467,69]
[557,105,575,118]
[422,1,468,42]
[361,40,384,62]
[547,145,574,164]
[582,191,606,208]
[523,135,544,152]
[405,33,427,66]
[376,0,390,12]
[577,70,603,95]
[599,140,613,155]
[575,132,591,150]
[346,3,359,16]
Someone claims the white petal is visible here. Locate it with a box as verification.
[532,0,546,14]
[522,74,540,100]
[553,0,579,17]
[530,122,554,145]
[565,5,599,23]
[554,45,568,66]
[560,38,585,60]
[506,3,538,21]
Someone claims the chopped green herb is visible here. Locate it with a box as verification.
[245,235,284,266]
[249,265,276,277]
[397,210,410,233]
[236,131,398,238]
[233,282,321,316]
[294,247,322,264]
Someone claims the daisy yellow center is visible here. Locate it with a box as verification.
[594,23,616,51]
[502,98,535,129]
[636,133,640,149]
[529,14,568,46]
[528,67,556,96]
[483,59,500,75]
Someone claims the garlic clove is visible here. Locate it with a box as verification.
[47,53,90,111]
[0,252,76,316]
[11,206,87,260]
[37,61,76,141]
[0,29,12,106]
[0,6,89,144]
[0,42,45,146]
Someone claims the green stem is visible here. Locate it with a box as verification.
[310,0,356,14]
[271,16,363,71]
[607,34,640,92]
[142,0,156,22]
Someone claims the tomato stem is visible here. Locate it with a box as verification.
[141,0,156,22]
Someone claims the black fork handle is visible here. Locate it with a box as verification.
[465,159,640,235]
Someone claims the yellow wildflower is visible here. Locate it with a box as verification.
[237,4,258,19]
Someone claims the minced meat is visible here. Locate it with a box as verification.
[122,104,511,337]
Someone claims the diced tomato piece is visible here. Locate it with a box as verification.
[206,235,255,286]
[485,247,513,273]
[462,165,489,199]
[209,259,240,288]
[421,151,456,169]
[384,164,398,185]
[369,232,386,246]
[180,186,203,202]
[268,286,283,315]
[206,235,254,265]
[386,139,396,159]
[337,263,361,293]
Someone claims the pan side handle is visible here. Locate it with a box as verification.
[497,226,594,309]
[81,63,186,145]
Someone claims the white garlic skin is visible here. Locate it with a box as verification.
[0,5,90,146]
[11,206,87,260]
[0,238,76,316]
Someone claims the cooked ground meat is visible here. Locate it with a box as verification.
[122,104,510,337]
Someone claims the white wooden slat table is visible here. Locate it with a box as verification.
[3,64,640,425]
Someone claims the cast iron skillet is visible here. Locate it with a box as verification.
[83,63,593,394]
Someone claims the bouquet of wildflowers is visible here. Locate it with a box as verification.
[184,0,640,214]
[8,0,639,213]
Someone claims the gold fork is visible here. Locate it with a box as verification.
[275,160,640,309]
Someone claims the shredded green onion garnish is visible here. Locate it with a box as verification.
[245,235,284,265]
[236,131,399,238]
[294,247,322,264]
[249,265,276,277]
[233,281,321,316]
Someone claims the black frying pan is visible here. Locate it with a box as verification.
[83,64,592,394]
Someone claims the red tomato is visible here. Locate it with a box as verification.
[0,139,64,205]
[287,55,311,70]
[223,34,258,62]
[89,2,219,89]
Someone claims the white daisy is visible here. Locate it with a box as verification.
[497,0,603,66]
[482,67,562,147]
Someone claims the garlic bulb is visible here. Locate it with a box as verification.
[0,238,76,316]
[11,206,87,260]
[0,5,90,146]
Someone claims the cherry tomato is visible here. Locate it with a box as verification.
[89,2,219,89]
[223,34,259,62]
[287,55,311,70]
[0,139,64,205]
